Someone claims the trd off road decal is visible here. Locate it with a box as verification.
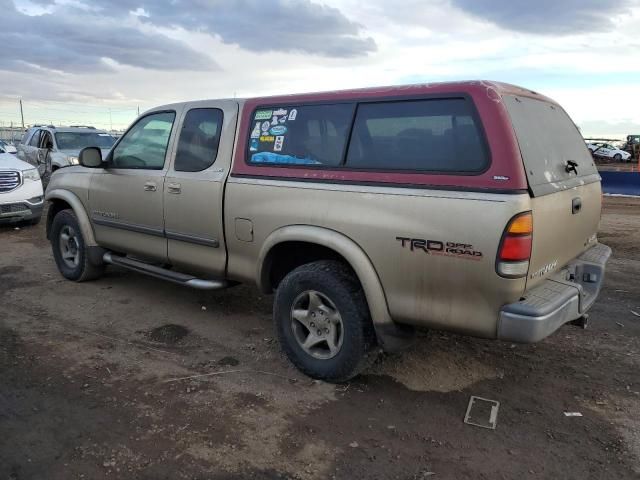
[396,237,483,260]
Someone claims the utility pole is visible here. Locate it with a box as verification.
[19,99,25,129]
[137,105,140,117]
[109,108,113,132]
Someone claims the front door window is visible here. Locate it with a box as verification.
[111,112,176,169]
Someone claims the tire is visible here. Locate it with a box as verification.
[614,153,622,162]
[50,209,104,282]
[274,260,377,382]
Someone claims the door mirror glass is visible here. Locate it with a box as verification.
[79,146,103,168]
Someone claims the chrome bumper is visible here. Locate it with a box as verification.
[498,243,612,343]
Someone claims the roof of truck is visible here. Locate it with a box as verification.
[244,80,558,106]
[147,80,557,114]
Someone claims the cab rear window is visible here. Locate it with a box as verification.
[246,97,488,173]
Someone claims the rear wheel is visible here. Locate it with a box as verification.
[614,153,622,162]
[274,260,377,382]
[51,209,104,281]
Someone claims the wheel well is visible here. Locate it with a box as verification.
[263,241,356,292]
[46,198,71,239]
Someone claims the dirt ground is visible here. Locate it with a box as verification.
[1,197,639,480]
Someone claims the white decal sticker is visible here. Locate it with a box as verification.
[274,135,284,152]
[288,109,298,121]
[273,108,287,116]
[251,122,261,138]
[279,116,287,124]
[271,115,280,126]
[261,121,270,133]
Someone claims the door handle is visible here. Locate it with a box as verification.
[167,183,182,194]
[144,182,157,192]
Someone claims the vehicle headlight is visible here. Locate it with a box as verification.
[68,156,79,165]
[23,168,40,181]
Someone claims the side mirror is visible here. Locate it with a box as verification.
[79,146,103,168]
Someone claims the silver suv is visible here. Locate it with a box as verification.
[17,125,116,177]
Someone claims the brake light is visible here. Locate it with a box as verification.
[497,212,533,278]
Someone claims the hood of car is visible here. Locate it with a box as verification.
[1,145,17,153]
[0,152,34,172]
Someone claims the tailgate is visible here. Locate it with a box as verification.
[527,182,601,288]
[502,94,602,288]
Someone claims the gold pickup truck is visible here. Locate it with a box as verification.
[45,81,611,381]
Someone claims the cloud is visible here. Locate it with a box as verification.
[450,0,639,34]
[15,0,376,60]
[0,0,217,73]
[132,0,377,57]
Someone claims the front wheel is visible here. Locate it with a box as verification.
[51,209,104,282]
[274,260,377,382]
[614,153,622,162]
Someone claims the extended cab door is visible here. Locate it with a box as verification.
[89,109,181,261]
[163,101,238,276]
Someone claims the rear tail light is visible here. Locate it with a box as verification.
[497,211,533,278]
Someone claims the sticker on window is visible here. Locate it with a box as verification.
[274,136,284,152]
[254,110,272,120]
[261,121,270,133]
[251,122,261,138]
[251,152,319,165]
[273,108,287,116]
[288,109,297,121]
[270,125,287,135]
[250,138,259,151]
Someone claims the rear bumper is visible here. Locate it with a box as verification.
[498,243,611,343]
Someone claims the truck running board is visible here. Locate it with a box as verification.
[102,252,228,290]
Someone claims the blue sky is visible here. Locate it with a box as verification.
[1,0,639,138]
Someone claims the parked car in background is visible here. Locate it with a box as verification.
[0,152,43,225]
[587,142,632,162]
[17,125,116,175]
[0,140,17,154]
[45,81,610,381]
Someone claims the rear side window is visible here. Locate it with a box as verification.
[175,108,223,172]
[346,99,488,172]
[247,104,354,166]
[28,130,41,147]
[20,130,32,145]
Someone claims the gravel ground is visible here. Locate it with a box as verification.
[1,196,639,479]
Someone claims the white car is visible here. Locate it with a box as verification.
[0,153,44,225]
[587,142,632,162]
[0,141,18,154]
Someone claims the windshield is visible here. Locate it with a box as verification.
[55,132,116,150]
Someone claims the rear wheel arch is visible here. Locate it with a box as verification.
[257,226,414,351]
